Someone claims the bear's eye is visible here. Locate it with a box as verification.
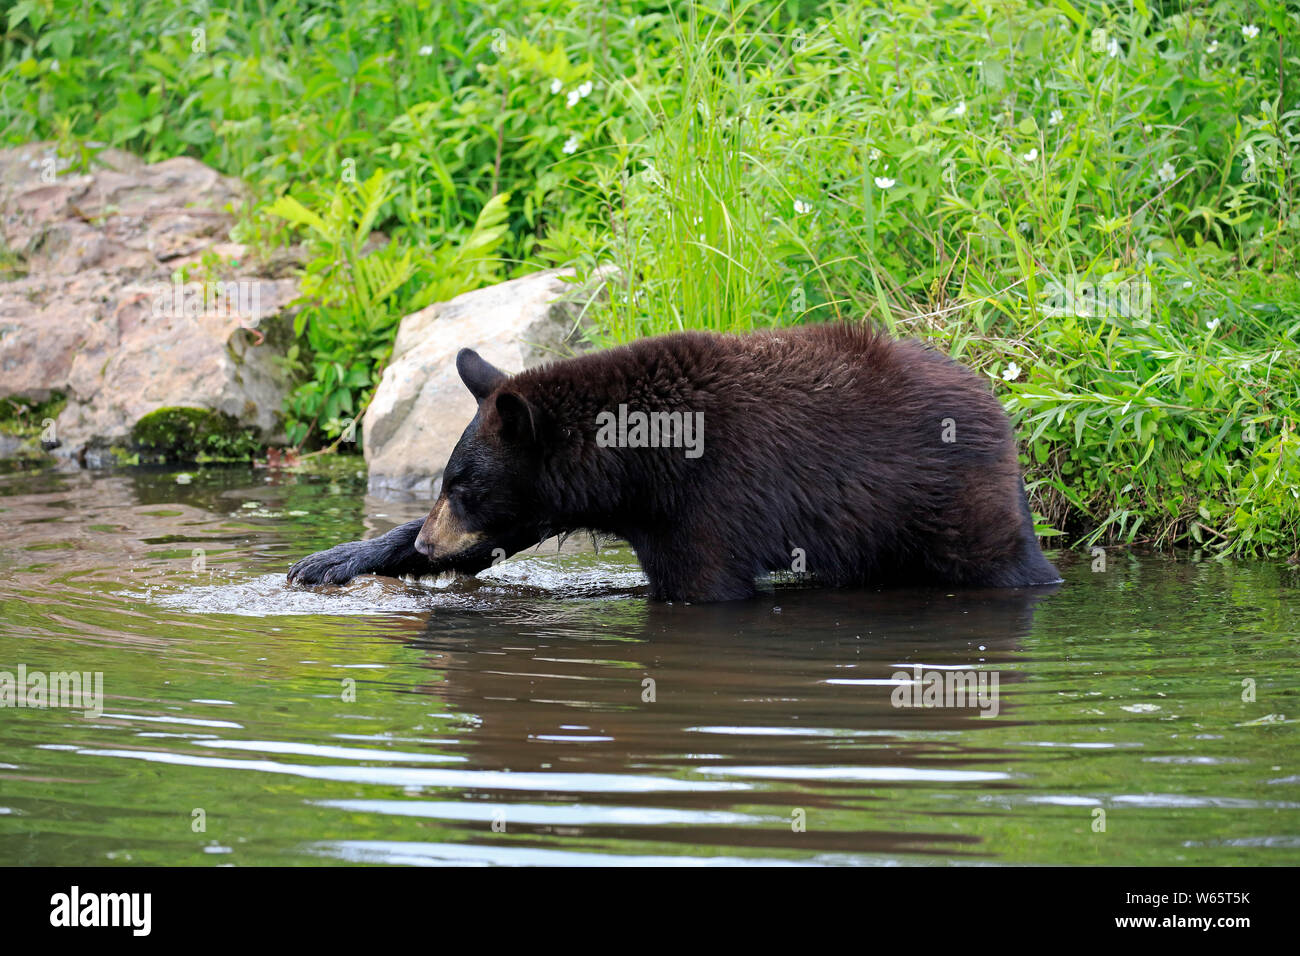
[450,488,477,515]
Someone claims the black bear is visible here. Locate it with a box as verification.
[287,323,1060,601]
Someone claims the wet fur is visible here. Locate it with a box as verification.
[288,323,1060,601]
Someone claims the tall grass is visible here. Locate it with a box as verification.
[578,1,1300,558]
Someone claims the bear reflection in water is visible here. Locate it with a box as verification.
[394,581,1060,776]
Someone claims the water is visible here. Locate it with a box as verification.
[1,462,1297,866]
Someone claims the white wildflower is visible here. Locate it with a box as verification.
[1022,148,1039,163]
[874,177,896,189]
[794,199,812,214]
[1049,109,1063,126]
[418,45,433,56]
[953,100,967,117]
[550,78,563,95]
[1157,160,1176,182]
[1242,24,1259,40]
[562,136,579,155]
[1003,362,1022,382]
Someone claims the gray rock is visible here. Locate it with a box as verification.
[0,142,300,463]
[364,267,613,497]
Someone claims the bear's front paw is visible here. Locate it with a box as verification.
[286,543,368,586]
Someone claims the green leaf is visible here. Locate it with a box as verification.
[266,195,329,237]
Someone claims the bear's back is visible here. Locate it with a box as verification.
[517,322,1010,471]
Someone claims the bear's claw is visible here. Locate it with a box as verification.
[286,543,367,586]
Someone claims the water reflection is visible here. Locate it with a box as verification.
[403,584,1058,780]
[0,462,1296,866]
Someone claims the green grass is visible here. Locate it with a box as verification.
[2,0,1297,557]
[588,1,1299,558]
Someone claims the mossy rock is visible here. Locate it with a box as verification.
[131,407,262,463]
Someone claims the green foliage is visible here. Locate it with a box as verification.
[1004,280,1300,558]
[0,392,65,436]
[0,392,65,465]
[579,1,1300,558]
[267,173,512,446]
[2,0,1296,556]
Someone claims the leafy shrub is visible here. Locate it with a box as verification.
[266,172,511,446]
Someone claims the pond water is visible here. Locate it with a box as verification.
[0,462,1296,866]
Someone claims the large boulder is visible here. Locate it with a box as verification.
[0,142,299,465]
[364,267,612,496]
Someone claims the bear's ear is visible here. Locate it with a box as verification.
[493,391,539,445]
[456,348,508,402]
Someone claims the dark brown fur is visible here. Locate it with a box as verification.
[288,323,1060,601]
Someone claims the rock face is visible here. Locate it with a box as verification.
[364,268,612,496]
[0,142,298,464]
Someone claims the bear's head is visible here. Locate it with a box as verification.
[412,348,548,572]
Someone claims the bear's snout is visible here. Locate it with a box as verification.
[415,499,484,562]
